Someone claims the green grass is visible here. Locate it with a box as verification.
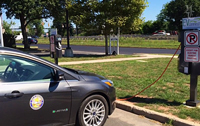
[47,57,200,123]
[16,37,181,49]
[16,45,38,49]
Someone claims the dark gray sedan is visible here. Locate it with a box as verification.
[0,47,116,126]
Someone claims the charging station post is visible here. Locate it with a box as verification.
[50,34,62,65]
[178,17,200,107]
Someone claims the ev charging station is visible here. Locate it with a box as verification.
[109,27,120,55]
[49,30,62,65]
[178,16,200,107]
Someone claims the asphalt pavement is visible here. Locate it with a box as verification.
[105,108,162,126]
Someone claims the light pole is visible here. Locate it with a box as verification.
[66,9,70,49]
[64,4,73,57]
[0,10,4,47]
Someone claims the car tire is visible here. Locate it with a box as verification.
[76,95,108,126]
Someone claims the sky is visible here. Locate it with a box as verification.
[2,0,171,31]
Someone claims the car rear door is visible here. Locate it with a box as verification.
[0,55,72,126]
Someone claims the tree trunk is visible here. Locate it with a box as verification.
[20,14,29,49]
[104,34,108,55]
[76,25,78,36]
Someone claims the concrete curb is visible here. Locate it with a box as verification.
[115,100,200,126]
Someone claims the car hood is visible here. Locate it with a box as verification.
[64,68,106,81]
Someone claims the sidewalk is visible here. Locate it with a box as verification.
[58,54,178,65]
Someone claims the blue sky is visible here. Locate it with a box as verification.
[2,0,171,29]
[142,0,171,21]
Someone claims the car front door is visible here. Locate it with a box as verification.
[0,55,72,126]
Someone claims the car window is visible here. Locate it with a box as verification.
[0,54,55,82]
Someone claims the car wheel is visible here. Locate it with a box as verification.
[76,95,108,126]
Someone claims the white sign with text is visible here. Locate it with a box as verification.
[182,17,200,29]
[184,47,200,62]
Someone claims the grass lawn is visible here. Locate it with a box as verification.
[16,45,38,49]
[51,57,200,123]
[16,37,181,49]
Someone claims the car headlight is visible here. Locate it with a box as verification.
[102,80,114,87]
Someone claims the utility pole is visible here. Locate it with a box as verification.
[0,10,4,47]
[64,7,73,57]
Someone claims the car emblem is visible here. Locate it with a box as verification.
[30,94,44,110]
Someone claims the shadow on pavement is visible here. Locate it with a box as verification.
[17,48,109,58]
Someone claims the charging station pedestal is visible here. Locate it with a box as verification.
[178,17,200,107]
[50,35,62,65]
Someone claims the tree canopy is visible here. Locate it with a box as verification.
[3,21,15,34]
[0,0,65,49]
[67,0,148,54]
[27,19,44,37]
[157,0,200,31]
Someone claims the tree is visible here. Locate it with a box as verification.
[52,18,74,37]
[0,0,65,49]
[3,21,15,34]
[157,0,200,31]
[2,21,16,48]
[27,19,44,37]
[69,0,148,55]
[141,20,153,34]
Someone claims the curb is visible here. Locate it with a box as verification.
[115,100,200,126]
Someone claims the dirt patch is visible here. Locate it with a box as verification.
[158,106,170,111]
[107,76,123,79]
[184,83,190,88]
[167,83,175,87]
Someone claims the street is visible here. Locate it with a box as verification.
[33,44,181,55]
[105,108,162,126]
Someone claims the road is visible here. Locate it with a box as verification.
[105,108,162,126]
[34,44,181,55]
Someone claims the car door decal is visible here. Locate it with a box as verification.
[30,94,44,110]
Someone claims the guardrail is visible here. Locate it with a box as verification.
[61,34,178,40]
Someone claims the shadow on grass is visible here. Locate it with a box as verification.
[118,96,182,106]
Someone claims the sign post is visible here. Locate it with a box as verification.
[178,25,200,107]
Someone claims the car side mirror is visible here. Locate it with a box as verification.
[55,70,65,81]
[58,73,64,81]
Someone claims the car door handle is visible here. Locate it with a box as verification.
[5,92,24,99]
